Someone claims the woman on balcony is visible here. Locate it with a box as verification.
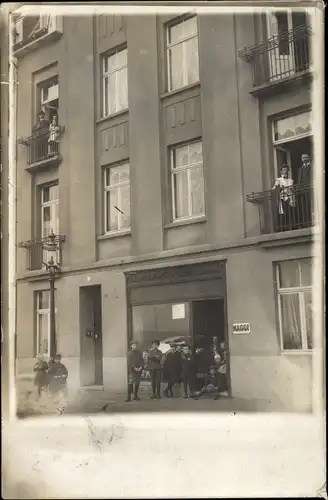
[272,164,296,232]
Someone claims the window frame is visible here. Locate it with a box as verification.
[276,259,313,353]
[103,161,131,234]
[35,290,57,358]
[166,15,200,93]
[40,183,59,238]
[170,139,205,222]
[101,46,128,118]
[37,75,59,122]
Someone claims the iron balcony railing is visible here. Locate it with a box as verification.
[19,127,64,167]
[18,235,65,272]
[246,184,316,234]
[238,25,312,88]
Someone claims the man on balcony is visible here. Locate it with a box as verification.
[32,110,50,163]
[297,153,313,228]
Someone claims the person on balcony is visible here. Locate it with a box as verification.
[48,115,60,155]
[32,110,50,162]
[297,153,313,228]
[272,164,296,232]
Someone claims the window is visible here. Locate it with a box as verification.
[272,110,313,182]
[102,47,128,117]
[276,258,313,351]
[37,76,59,122]
[104,163,131,233]
[166,16,199,92]
[170,141,205,221]
[40,183,59,264]
[35,290,57,357]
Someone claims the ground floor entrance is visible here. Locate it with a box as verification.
[126,260,231,398]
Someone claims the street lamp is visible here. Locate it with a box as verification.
[42,230,60,359]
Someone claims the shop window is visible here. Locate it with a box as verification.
[101,47,128,117]
[276,258,313,351]
[104,162,130,233]
[272,110,313,184]
[166,15,199,92]
[170,140,205,221]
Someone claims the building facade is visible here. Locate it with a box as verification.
[14,8,316,411]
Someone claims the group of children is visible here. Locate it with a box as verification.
[126,338,227,402]
[33,353,68,404]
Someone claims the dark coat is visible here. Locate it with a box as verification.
[297,165,312,185]
[48,362,68,393]
[147,347,163,371]
[181,353,195,379]
[127,349,144,384]
[163,350,182,382]
[33,118,50,136]
[33,360,48,387]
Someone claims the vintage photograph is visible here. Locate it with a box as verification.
[4,3,323,421]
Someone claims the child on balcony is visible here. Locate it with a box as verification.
[272,164,296,232]
[48,115,60,155]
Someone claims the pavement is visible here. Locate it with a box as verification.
[16,378,292,417]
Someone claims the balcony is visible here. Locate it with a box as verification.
[12,14,63,59]
[19,126,64,172]
[18,235,65,272]
[238,25,312,96]
[246,184,316,235]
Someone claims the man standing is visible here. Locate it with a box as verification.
[32,109,50,162]
[163,343,182,398]
[297,153,313,227]
[126,340,144,402]
[147,340,163,399]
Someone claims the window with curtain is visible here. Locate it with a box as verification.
[166,16,199,92]
[170,140,205,221]
[104,162,131,233]
[35,290,57,357]
[276,258,313,351]
[102,47,128,117]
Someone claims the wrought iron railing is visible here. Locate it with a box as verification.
[19,127,64,167]
[18,235,65,271]
[246,184,316,234]
[238,25,312,87]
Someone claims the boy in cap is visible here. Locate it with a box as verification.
[147,340,163,399]
[33,354,49,401]
[126,340,144,402]
[47,353,68,404]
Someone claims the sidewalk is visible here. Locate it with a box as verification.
[16,382,291,417]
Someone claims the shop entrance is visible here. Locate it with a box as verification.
[127,260,230,397]
[79,285,103,387]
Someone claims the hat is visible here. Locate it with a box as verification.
[54,353,62,360]
[152,340,160,346]
[38,109,45,117]
[129,340,138,347]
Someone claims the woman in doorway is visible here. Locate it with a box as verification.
[125,340,144,402]
[272,164,296,232]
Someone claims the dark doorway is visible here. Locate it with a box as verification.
[191,298,230,394]
[79,285,103,386]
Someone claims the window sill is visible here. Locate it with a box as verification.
[97,229,131,241]
[280,350,313,355]
[160,81,201,100]
[164,216,207,229]
[96,108,129,125]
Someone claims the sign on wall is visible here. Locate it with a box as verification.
[172,303,186,320]
[232,323,251,335]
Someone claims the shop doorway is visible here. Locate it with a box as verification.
[79,285,103,387]
[191,298,230,393]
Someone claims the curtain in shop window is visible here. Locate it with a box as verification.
[280,293,302,349]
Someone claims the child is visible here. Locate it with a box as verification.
[33,354,49,401]
[48,115,60,155]
[126,340,144,402]
[194,366,221,400]
[181,345,195,398]
[48,353,68,404]
[147,340,163,399]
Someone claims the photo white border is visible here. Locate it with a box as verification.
[2,2,325,498]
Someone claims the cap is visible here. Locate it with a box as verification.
[152,340,160,346]
[129,340,138,347]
